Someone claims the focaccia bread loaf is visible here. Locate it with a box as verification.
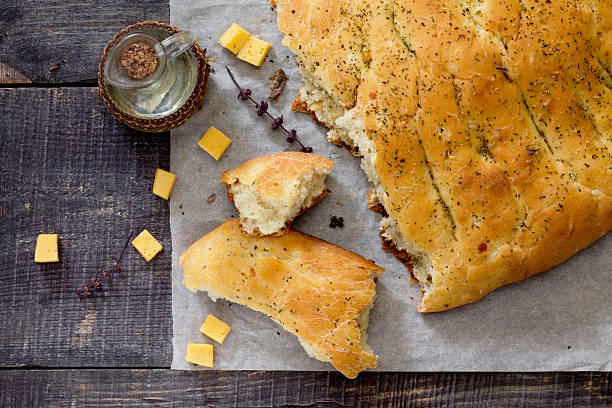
[221,152,334,236]
[180,219,384,378]
[274,0,612,311]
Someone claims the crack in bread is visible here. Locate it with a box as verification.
[274,0,612,311]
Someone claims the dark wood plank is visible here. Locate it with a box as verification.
[0,87,172,367]
[0,370,610,407]
[0,0,168,84]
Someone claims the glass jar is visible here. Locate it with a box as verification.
[98,21,210,132]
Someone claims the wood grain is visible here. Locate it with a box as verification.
[0,0,168,84]
[0,370,609,407]
[0,87,172,367]
[0,62,31,84]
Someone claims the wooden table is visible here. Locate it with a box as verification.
[1,1,610,406]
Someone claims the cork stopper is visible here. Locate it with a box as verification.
[120,42,159,79]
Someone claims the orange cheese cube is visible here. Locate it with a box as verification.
[219,24,250,54]
[237,36,271,67]
[132,229,162,262]
[34,234,59,263]
[198,126,232,160]
[200,314,231,344]
[185,343,213,367]
[152,168,177,200]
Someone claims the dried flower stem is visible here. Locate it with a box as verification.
[226,67,313,153]
[115,230,133,267]
[76,231,134,299]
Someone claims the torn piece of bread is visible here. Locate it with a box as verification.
[274,0,612,312]
[221,152,334,236]
[180,219,383,378]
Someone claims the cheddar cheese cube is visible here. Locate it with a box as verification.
[219,24,250,54]
[34,234,59,263]
[152,168,177,200]
[200,314,231,344]
[198,126,232,160]
[132,229,162,262]
[186,343,213,367]
[237,36,271,67]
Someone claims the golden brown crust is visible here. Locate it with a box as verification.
[180,219,384,378]
[220,152,334,199]
[379,231,415,277]
[291,92,329,129]
[275,0,612,312]
[367,189,387,217]
[331,138,360,156]
[224,186,234,206]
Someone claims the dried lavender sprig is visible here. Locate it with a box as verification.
[75,230,134,299]
[226,67,313,153]
[115,230,134,266]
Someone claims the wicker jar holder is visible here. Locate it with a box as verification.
[98,21,210,133]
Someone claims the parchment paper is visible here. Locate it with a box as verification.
[170,0,611,371]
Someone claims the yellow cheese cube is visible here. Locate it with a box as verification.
[200,314,231,344]
[34,234,59,263]
[219,24,250,54]
[198,126,232,160]
[185,343,213,367]
[237,36,271,67]
[152,168,177,200]
[132,229,162,262]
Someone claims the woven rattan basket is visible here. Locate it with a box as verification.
[98,21,210,133]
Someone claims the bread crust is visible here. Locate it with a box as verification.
[292,92,365,156]
[275,0,612,311]
[180,219,384,378]
[291,91,329,129]
[367,189,387,217]
[221,152,333,197]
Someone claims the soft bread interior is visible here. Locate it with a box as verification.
[229,166,330,236]
[298,73,436,299]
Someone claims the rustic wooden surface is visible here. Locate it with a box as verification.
[0,370,610,407]
[0,1,610,407]
[0,1,169,84]
[0,87,172,367]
